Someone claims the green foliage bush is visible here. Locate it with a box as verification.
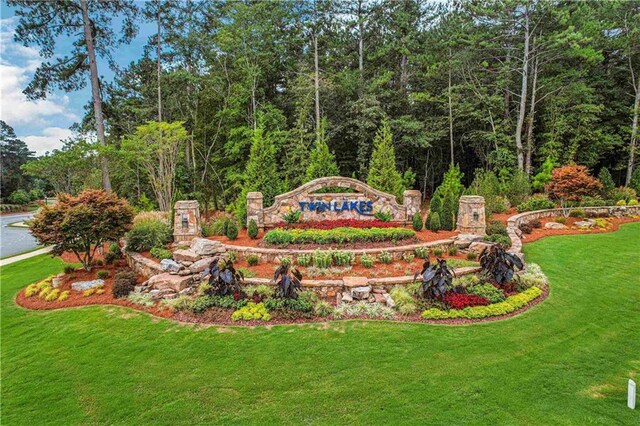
[610,186,637,203]
[503,169,531,207]
[231,302,271,321]
[426,211,441,232]
[532,156,554,191]
[579,196,606,207]
[8,189,30,205]
[468,283,505,303]
[412,212,423,231]
[263,297,313,313]
[281,209,301,224]
[447,246,459,256]
[467,169,507,214]
[150,247,173,260]
[466,251,477,261]
[312,250,333,268]
[96,270,110,279]
[414,247,428,259]
[377,251,393,264]
[112,270,137,298]
[225,221,238,240]
[516,195,555,212]
[263,227,415,245]
[569,209,585,218]
[598,167,615,195]
[431,247,444,257]
[374,211,392,222]
[126,219,172,252]
[278,256,292,268]
[333,251,354,266]
[483,234,511,248]
[105,242,122,264]
[360,254,375,268]
[247,219,259,239]
[421,286,542,319]
[247,254,259,266]
[486,220,508,236]
[295,254,311,267]
[63,264,76,274]
[314,301,334,317]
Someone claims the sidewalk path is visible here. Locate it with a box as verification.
[0,247,53,267]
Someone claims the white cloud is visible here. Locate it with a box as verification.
[0,17,78,151]
[21,127,73,155]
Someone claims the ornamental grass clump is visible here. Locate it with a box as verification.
[312,251,333,268]
[333,251,354,266]
[295,254,311,267]
[360,254,375,268]
[415,247,428,259]
[377,251,393,264]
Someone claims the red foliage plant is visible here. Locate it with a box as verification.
[29,190,134,271]
[442,293,489,309]
[545,164,602,202]
[275,219,396,230]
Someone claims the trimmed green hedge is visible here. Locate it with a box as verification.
[263,226,415,245]
[421,286,542,320]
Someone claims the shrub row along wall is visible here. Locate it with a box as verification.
[220,238,456,263]
[506,205,640,258]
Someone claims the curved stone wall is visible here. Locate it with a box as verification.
[506,205,640,258]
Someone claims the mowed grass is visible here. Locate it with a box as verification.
[1,224,639,425]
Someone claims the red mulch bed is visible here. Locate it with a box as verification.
[519,216,639,243]
[15,260,173,320]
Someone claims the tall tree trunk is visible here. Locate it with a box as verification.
[358,0,364,76]
[80,0,111,191]
[157,6,162,122]
[448,47,454,166]
[627,76,640,185]
[515,7,530,171]
[525,55,538,176]
[313,1,320,140]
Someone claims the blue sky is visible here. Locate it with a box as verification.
[0,3,154,155]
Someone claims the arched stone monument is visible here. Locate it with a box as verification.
[247,176,421,230]
[456,195,486,235]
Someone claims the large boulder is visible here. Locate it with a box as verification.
[544,222,567,230]
[160,258,182,272]
[454,234,484,249]
[173,249,199,263]
[351,286,371,300]
[146,273,194,292]
[189,257,216,273]
[190,238,225,256]
[71,279,104,291]
[575,219,596,228]
[468,241,494,253]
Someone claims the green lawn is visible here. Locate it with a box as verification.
[1,224,639,425]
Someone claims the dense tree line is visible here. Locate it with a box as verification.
[8,0,640,213]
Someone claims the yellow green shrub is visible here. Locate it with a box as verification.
[44,289,60,302]
[231,302,271,321]
[58,291,70,302]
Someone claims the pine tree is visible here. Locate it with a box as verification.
[366,120,404,201]
[631,167,640,194]
[237,124,282,223]
[305,119,340,182]
[412,212,423,231]
[598,167,615,195]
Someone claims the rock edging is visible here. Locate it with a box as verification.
[506,205,640,259]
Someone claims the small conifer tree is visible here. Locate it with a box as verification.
[598,167,615,196]
[412,212,423,231]
[367,120,405,201]
[226,220,239,240]
[247,219,259,239]
[428,211,441,232]
[441,189,458,231]
[425,193,443,231]
[305,119,340,182]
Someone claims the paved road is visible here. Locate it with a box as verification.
[0,212,39,258]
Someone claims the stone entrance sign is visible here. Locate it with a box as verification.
[247,176,421,229]
[173,200,201,242]
[456,195,486,235]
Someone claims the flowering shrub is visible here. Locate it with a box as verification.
[276,219,397,230]
[264,227,415,245]
[422,286,542,319]
[442,292,489,309]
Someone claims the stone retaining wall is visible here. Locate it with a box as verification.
[506,205,640,258]
[126,252,163,278]
[221,238,456,263]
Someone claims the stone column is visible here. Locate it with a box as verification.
[173,200,201,243]
[246,192,264,230]
[403,190,422,222]
[456,195,486,235]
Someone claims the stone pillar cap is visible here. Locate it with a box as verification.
[459,195,485,202]
[247,192,263,198]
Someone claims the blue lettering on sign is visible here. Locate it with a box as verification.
[298,199,375,216]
